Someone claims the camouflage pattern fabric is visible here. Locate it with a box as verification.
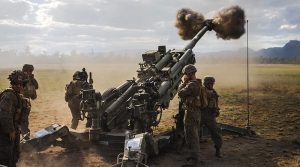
[68,96,81,129]
[20,68,38,140]
[0,89,22,167]
[65,80,91,129]
[178,80,202,163]
[200,87,223,149]
[65,80,84,102]
[206,88,219,110]
[20,96,31,137]
[22,77,38,100]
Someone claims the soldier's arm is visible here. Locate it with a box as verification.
[21,97,31,122]
[214,89,220,109]
[32,78,39,89]
[65,82,72,101]
[200,86,208,108]
[178,82,187,90]
[66,82,74,95]
[0,92,17,134]
[178,82,195,98]
[178,75,189,90]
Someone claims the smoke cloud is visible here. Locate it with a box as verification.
[212,5,245,40]
[175,8,205,40]
[175,5,245,40]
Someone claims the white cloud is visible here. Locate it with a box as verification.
[280,24,298,30]
[0,19,38,28]
[0,0,299,54]
[263,9,280,20]
[35,0,65,27]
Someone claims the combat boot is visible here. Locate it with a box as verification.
[215,148,222,158]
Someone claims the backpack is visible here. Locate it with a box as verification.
[194,79,208,108]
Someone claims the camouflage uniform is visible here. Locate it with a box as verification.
[0,71,26,167]
[20,64,39,138]
[20,96,31,138]
[201,76,223,157]
[65,72,91,129]
[22,64,38,100]
[178,65,207,166]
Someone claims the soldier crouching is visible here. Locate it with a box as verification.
[178,64,207,167]
[0,70,27,167]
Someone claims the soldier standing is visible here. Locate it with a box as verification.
[178,64,207,167]
[22,64,38,100]
[20,64,38,139]
[0,70,27,167]
[201,76,223,158]
[65,71,91,129]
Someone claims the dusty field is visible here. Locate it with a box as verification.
[0,63,300,167]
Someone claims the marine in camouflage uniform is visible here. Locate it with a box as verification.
[22,64,38,100]
[0,70,27,167]
[20,64,38,139]
[20,96,31,139]
[65,71,91,129]
[178,65,207,167]
[201,76,223,158]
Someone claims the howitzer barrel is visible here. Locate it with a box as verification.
[155,21,213,72]
[104,84,138,117]
[155,50,172,71]
[184,23,211,50]
[102,80,134,103]
[158,49,194,99]
[116,80,135,94]
[158,81,171,96]
[170,49,193,77]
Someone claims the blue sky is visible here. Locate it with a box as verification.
[0,0,299,54]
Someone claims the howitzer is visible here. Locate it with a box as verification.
[19,6,256,167]
[20,19,254,167]
[80,20,215,141]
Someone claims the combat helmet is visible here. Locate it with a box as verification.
[73,71,81,80]
[22,64,34,72]
[8,70,28,85]
[182,64,197,75]
[204,76,215,84]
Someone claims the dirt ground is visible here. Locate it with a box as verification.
[1,63,300,167]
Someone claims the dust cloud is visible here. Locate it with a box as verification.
[212,5,245,40]
[175,8,205,40]
[175,5,245,40]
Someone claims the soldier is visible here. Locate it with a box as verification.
[20,96,31,140]
[65,71,91,129]
[20,64,39,139]
[201,76,223,158]
[178,64,207,167]
[0,70,27,167]
[22,64,38,100]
